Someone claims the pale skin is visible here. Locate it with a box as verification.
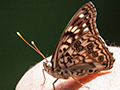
[15,46,120,90]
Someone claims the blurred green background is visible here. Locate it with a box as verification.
[0,0,120,90]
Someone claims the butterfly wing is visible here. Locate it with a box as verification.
[51,1,115,73]
[51,2,98,68]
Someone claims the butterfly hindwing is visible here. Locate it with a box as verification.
[57,33,115,78]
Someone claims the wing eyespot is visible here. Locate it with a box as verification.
[76,45,83,52]
[88,49,93,53]
[98,56,104,62]
[74,41,81,48]
[92,51,98,57]
[87,43,94,49]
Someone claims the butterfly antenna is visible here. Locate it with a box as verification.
[16,32,48,62]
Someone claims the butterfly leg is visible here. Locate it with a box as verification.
[68,71,90,89]
[41,69,46,85]
[53,78,59,90]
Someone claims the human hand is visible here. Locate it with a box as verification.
[15,46,120,90]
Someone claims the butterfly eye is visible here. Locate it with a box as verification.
[98,56,104,62]
[92,51,98,57]
[74,41,81,48]
[87,43,94,49]
[76,45,83,52]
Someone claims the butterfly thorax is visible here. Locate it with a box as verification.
[43,61,70,79]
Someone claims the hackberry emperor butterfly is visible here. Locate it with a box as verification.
[17,1,115,90]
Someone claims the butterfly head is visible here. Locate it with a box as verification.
[43,61,52,73]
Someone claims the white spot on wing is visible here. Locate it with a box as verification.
[86,16,89,19]
[68,26,72,32]
[71,26,78,32]
[74,29,80,34]
[84,27,89,32]
[79,14,84,18]
[82,23,86,27]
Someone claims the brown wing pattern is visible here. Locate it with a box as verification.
[57,34,115,77]
[64,2,99,36]
[51,1,114,72]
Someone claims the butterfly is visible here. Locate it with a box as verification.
[17,1,115,90]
